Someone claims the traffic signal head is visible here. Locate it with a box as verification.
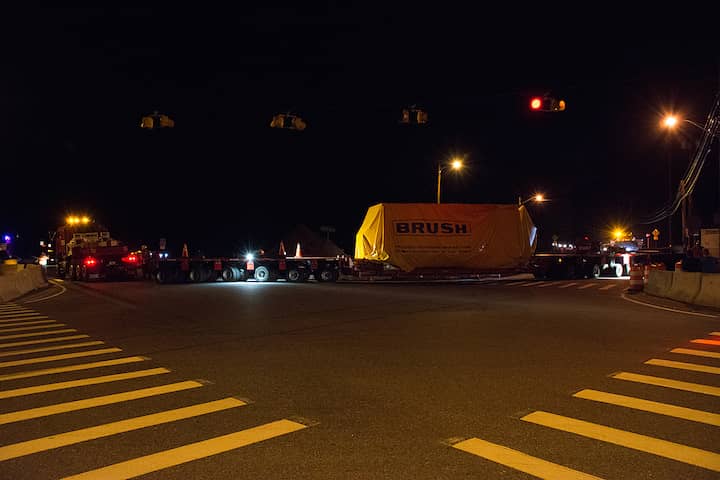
[159,114,175,128]
[140,116,154,129]
[529,95,566,112]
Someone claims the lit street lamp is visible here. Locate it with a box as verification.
[518,193,545,206]
[436,157,463,204]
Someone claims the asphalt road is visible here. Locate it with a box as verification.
[1,277,718,479]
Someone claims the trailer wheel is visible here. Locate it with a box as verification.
[286,268,302,282]
[155,270,171,284]
[188,266,209,283]
[232,266,246,281]
[317,269,338,282]
[221,266,236,282]
[254,266,274,282]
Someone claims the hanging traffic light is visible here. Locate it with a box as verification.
[140,116,155,129]
[269,113,307,131]
[140,111,175,129]
[529,95,566,112]
[399,105,429,125]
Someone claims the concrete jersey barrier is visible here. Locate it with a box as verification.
[645,269,673,297]
[694,274,720,309]
[665,270,702,304]
[0,264,48,302]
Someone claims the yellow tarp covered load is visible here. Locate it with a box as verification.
[354,203,537,272]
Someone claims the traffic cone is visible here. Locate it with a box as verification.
[181,243,189,257]
[279,240,286,257]
[295,242,302,257]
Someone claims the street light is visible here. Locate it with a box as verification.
[518,193,545,206]
[436,157,463,204]
[663,114,713,135]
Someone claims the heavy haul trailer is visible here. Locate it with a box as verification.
[151,254,345,284]
[351,202,537,280]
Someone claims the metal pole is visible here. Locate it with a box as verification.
[667,148,672,247]
[436,166,442,204]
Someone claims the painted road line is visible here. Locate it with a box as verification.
[0,316,49,323]
[0,329,77,341]
[61,419,308,480]
[452,437,604,480]
[0,381,203,425]
[535,282,556,288]
[0,323,65,334]
[577,283,598,290]
[598,284,617,290]
[0,356,146,381]
[0,334,90,349]
[522,411,720,472]
[574,389,720,426]
[612,372,720,396]
[0,341,105,358]
[691,339,720,346]
[520,282,544,287]
[0,347,122,368]
[711,332,720,336]
[0,319,57,328]
[670,348,720,359]
[0,312,46,319]
[645,359,720,375]
[0,368,170,399]
[0,398,247,461]
[509,281,534,287]
[558,283,578,289]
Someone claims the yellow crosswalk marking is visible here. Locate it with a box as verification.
[0,319,56,328]
[670,348,720,359]
[0,340,104,358]
[0,368,170,399]
[0,381,203,425]
[558,283,578,289]
[692,339,720,346]
[574,389,720,426]
[0,323,65,334]
[522,411,720,472]
[0,356,146,381]
[0,312,45,319]
[0,315,49,323]
[0,347,121,368]
[598,284,617,290]
[0,397,247,461]
[0,328,77,341]
[577,283,597,290]
[61,419,307,480]
[645,358,720,375]
[0,334,90,349]
[612,372,720,396]
[452,437,604,479]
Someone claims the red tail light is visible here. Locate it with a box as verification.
[84,257,97,267]
[122,254,138,264]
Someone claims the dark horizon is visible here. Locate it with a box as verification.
[3,7,719,258]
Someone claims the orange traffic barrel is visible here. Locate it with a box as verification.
[628,265,644,292]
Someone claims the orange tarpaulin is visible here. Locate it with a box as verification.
[354,203,537,272]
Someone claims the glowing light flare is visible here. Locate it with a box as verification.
[245,253,254,262]
[451,159,463,170]
[534,194,544,202]
[613,228,624,240]
[121,254,138,264]
[83,257,97,267]
[663,115,678,128]
[530,97,542,110]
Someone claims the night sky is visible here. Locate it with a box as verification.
[2,7,719,257]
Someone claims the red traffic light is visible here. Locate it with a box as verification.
[530,97,542,110]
